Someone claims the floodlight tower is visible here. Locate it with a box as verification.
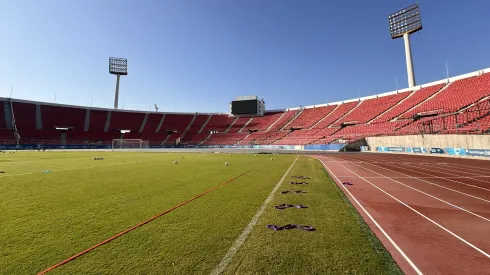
[109,57,128,109]
[388,4,422,88]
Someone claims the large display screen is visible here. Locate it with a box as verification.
[231,99,257,115]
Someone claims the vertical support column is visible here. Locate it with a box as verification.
[114,74,121,109]
[403,33,416,88]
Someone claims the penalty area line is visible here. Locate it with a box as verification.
[211,155,299,275]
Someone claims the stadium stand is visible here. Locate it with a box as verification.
[287,106,336,129]
[372,84,445,122]
[241,112,284,132]
[313,101,359,128]
[237,131,290,145]
[88,109,109,132]
[202,132,247,145]
[403,73,490,118]
[335,93,410,125]
[108,111,145,132]
[142,113,164,133]
[2,68,490,147]
[269,110,298,131]
[181,114,210,144]
[1,99,8,129]
[228,117,250,133]
[159,114,194,144]
[204,114,236,132]
[41,105,86,130]
[12,102,39,140]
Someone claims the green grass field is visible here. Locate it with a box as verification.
[0,151,400,274]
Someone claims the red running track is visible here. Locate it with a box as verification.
[313,153,490,275]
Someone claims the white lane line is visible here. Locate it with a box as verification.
[404,163,490,184]
[336,158,490,222]
[211,155,299,275]
[336,155,490,194]
[313,156,423,275]
[337,176,490,179]
[363,155,490,174]
[326,156,490,260]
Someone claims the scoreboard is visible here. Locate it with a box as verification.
[229,96,265,116]
[231,99,258,115]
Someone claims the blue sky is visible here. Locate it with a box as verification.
[1,0,490,113]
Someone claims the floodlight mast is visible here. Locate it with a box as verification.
[388,4,422,88]
[403,33,416,87]
[109,57,128,109]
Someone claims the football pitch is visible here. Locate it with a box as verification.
[0,151,400,274]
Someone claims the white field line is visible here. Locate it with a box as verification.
[313,156,423,275]
[331,156,490,203]
[325,156,490,260]
[335,158,490,222]
[211,155,299,275]
[337,155,490,193]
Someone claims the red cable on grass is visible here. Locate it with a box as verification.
[37,167,256,275]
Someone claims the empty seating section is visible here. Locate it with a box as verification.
[373,84,444,122]
[142,114,164,133]
[0,102,15,141]
[89,110,109,131]
[288,106,336,129]
[204,115,235,132]
[241,112,283,131]
[181,115,210,144]
[159,114,194,134]
[228,117,250,133]
[0,129,15,142]
[336,121,411,138]
[41,105,86,130]
[269,110,297,131]
[12,102,37,137]
[203,133,247,145]
[0,100,6,129]
[404,73,490,117]
[274,128,340,145]
[109,111,145,131]
[238,131,289,145]
[459,114,490,133]
[313,101,359,128]
[337,93,409,125]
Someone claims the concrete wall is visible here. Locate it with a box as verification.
[366,134,490,150]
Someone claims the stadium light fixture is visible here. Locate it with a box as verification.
[109,57,128,109]
[388,3,422,88]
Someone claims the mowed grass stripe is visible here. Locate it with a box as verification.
[49,153,296,274]
[0,152,296,274]
[222,155,402,274]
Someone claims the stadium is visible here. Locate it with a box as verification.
[1,1,490,275]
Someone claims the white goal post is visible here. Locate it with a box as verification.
[112,139,149,151]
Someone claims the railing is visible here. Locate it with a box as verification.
[419,98,490,135]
